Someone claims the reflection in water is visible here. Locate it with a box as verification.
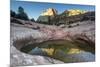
[20,40,95,63]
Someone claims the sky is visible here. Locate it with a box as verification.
[11,0,95,20]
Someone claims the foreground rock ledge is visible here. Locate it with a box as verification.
[10,18,95,66]
[10,24,64,67]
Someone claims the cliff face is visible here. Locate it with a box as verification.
[37,8,58,24]
[52,11,95,25]
[40,8,86,17]
[37,8,95,25]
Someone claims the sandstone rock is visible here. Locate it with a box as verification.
[65,9,86,16]
[37,8,58,24]
[10,17,95,66]
[52,11,95,26]
[10,23,64,66]
[40,8,58,16]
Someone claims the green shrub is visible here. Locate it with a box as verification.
[16,6,29,20]
[10,10,16,17]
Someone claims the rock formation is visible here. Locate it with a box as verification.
[52,11,95,26]
[10,16,95,66]
[37,8,58,24]
[40,8,58,16]
[66,9,86,16]
[37,8,94,26]
[60,9,86,17]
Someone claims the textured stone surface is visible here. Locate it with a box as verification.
[10,24,64,67]
[10,18,95,66]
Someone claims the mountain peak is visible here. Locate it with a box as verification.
[66,9,87,16]
[40,8,58,16]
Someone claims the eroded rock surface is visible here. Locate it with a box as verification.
[10,23,64,67]
[10,18,95,66]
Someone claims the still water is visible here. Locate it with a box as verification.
[20,40,95,63]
